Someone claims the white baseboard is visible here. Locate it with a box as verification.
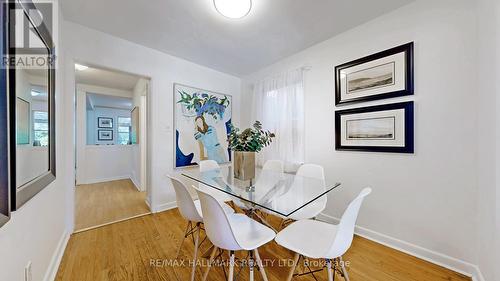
[317,213,483,281]
[43,229,71,281]
[79,175,131,185]
[152,201,177,213]
[471,266,486,281]
[130,176,142,192]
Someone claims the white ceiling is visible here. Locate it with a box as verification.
[61,0,413,76]
[75,66,141,91]
[86,93,133,110]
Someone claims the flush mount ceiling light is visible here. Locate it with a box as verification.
[213,0,252,19]
[74,63,88,71]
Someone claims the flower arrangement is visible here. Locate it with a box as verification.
[228,121,275,152]
[177,90,230,120]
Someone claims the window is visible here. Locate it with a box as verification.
[33,111,49,146]
[117,117,131,145]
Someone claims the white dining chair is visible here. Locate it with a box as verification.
[266,164,326,228]
[275,188,372,281]
[287,163,326,221]
[262,159,284,173]
[199,160,234,204]
[168,176,234,281]
[196,188,276,281]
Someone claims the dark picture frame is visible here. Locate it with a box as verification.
[8,0,56,210]
[98,117,113,128]
[335,42,414,105]
[335,102,414,153]
[98,130,113,141]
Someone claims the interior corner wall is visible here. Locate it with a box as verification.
[63,21,241,212]
[242,0,480,275]
[476,0,498,280]
[0,2,72,281]
[496,2,500,280]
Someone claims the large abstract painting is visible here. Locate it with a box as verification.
[174,84,232,168]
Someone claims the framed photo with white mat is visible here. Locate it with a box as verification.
[335,42,414,105]
[335,102,414,153]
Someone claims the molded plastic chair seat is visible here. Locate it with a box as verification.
[196,188,276,281]
[275,188,371,281]
[263,163,326,222]
[275,219,338,259]
[193,199,234,217]
[199,160,233,203]
[226,213,276,251]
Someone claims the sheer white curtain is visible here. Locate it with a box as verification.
[252,68,305,172]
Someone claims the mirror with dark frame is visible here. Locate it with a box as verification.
[9,0,55,211]
[0,1,10,227]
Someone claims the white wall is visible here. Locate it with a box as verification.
[79,145,133,184]
[242,0,482,277]
[63,21,241,213]
[495,3,500,280]
[0,3,72,281]
[476,0,498,280]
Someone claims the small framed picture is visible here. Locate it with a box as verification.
[335,101,414,153]
[98,117,113,128]
[335,42,414,105]
[98,130,113,141]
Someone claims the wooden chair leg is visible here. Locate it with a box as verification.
[202,246,219,281]
[176,222,190,258]
[287,253,300,281]
[228,251,235,281]
[202,244,214,259]
[327,259,333,281]
[190,223,201,281]
[254,248,269,281]
[339,256,350,281]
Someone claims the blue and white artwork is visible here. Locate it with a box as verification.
[174,84,232,168]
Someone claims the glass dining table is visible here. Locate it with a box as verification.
[181,165,341,223]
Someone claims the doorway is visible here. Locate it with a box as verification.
[74,64,151,231]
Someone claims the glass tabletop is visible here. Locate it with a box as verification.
[181,166,341,218]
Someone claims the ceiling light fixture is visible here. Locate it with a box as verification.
[74,64,89,71]
[213,0,252,19]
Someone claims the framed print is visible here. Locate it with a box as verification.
[98,130,113,141]
[335,101,414,153]
[174,83,232,168]
[335,42,414,105]
[15,98,30,145]
[98,117,113,128]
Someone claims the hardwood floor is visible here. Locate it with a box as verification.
[75,179,150,231]
[57,208,471,281]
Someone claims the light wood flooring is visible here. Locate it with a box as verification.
[58,208,471,281]
[75,179,150,231]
